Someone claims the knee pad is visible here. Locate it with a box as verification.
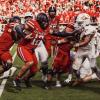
[3,62,12,71]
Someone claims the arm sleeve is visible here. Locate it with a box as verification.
[52,29,80,37]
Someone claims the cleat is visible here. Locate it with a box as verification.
[44,86,49,90]
[55,83,61,87]
[55,81,61,87]
[43,85,52,90]
[13,78,21,91]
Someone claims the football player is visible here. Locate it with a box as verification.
[14,13,50,90]
[72,13,100,82]
[0,16,23,75]
[48,6,61,57]
[34,13,50,83]
[46,18,80,88]
[69,51,99,86]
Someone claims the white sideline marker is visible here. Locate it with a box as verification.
[0,52,17,97]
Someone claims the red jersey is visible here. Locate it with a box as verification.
[48,15,61,41]
[19,20,48,50]
[58,41,72,52]
[49,15,60,29]
[54,24,74,53]
[0,23,15,54]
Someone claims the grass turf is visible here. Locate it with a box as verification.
[0,48,100,100]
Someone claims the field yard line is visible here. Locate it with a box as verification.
[0,51,17,97]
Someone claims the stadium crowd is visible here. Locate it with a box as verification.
[0,0,100,23]
[0,0,100,90]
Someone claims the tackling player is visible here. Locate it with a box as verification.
[72,13,100,84]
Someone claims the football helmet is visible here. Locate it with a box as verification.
[12,24,25,41]
[24,12,33,22]
[76,13,91,27]
[24,12,33,21]
[9,16,21,23]
[36,13,49,29]
[48,6,56,18]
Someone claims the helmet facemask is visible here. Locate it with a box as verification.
[49,12,56,19]
[37,13,49,30]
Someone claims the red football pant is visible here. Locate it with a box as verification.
[52,47,71,73]
[17,46,38,73]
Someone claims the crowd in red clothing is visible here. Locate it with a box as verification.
[0,0,100,24]
[0,0,100,89]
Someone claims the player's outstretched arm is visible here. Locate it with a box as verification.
[50,29,81,37]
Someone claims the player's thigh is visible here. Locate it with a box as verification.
[17,46,33,62]
[52,49,64,66]
[89,58,97,68]
[35,45,48,62]
[72,56,83,70]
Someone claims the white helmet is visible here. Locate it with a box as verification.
[24,12,33,18]
[76,13,91,27]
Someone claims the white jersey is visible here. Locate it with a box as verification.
[79,25,96,51]
[96,31,100,54]
[72,25,97,70]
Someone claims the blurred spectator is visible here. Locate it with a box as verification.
[0,0,99,24]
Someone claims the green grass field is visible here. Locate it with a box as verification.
[0,46,100,100]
